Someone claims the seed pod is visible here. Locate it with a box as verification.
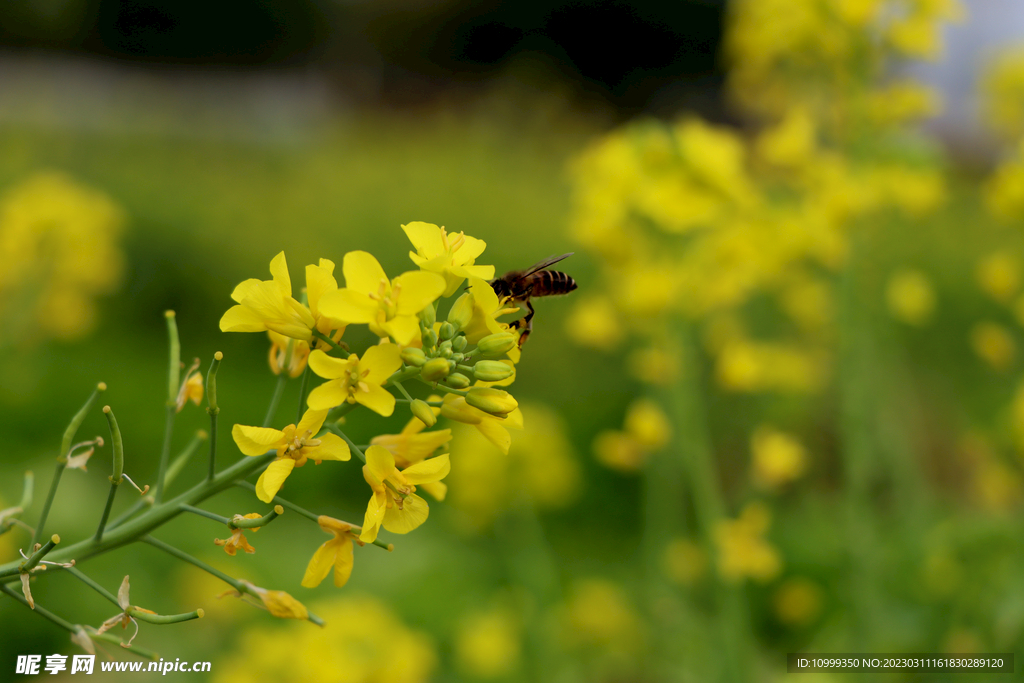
[421,357,451,382]
[410,399,437,427]
[473,360,514,382]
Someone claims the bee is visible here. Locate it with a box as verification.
[490,253,577,346]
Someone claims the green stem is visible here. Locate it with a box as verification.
[311,329,348,356]
[207,352,222,480]
[165,311,181,404]
[235,482,318,522]
[18,471,33,511]
[95,482,119,542]
[296,364,311,423]
[127,606,203,625]
[153,405,176,504]
[391,380,414,402]
[386,366,424,387]
[326,424,365,463]
[140,536,323,626]
[0,452,277,579]
[263,374,288,428]
[20,535,60,573]
[0,582,76,632]
[89,631,159,660]
[180,504,230,525]
[229,506,282,529]
[33,383,106,548]
[64,566,121,609]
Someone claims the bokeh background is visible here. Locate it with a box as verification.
[3,0,1024,680]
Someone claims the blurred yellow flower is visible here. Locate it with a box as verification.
[302,516,356,588]
[624,399,671,451]
[455,607,521,679]
[756,107,816,168]
[983,155,1024,221]
[981,47,1024,140]
[360,446,449,543]
[751,425,807,488]
[627,346,681,385]
[175,370,205,413]
[716,339,824,393]
[402,222,495,297]
[561,579,645,656]
[306,345,403,416]
[318,251,445,345]
[663,538,707,585]
[232,408,350,503]
[268,330,310,378]
[214,596,436,683]
[773,577,824,626]
[715,502,782,582]
[886,269,936,325]
[0,172,125,345]
[976,252,1021,303]
[564,295,623,351]
[970,321,1015,371]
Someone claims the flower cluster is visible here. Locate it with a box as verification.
[222,222,525,588]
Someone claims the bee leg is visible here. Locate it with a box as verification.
[516,299,535,346]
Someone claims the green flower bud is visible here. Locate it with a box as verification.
[422,329,438,349]
[439,322,455,341]
[419,304,436,327]
[446,373,471,389]
[453,352,465,362]
[421,357,451,382]
[452,335,467,352]
[466,387,518,416]
[473,360,515,382]
[410,399,437,427]
[400,347,427,367]
[447,292,474,331]
[476,332,517,356]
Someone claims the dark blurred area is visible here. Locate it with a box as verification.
[0,0,725,118]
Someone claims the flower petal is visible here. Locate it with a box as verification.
[360,343,403,384]
[402,222,445,258]
[365,445,395,483]
[355,384,396,417]
[269,252,291,297]
[232,424,285,456]
[255,458,295,503]
[454,235,488,264]
[301,538,338,588]
[420,481,447,501]
[381,315,420,345]
[305,260,338,320]
[318,288,378,324]
[382,493,429,534]
[332,536,354,587]
[402,453,450,485]
[312,433,351,461]
[229,279,262,304]
[297,408,329,435]
[306,380,350,411]
[360,492,386,543]
[476,419,511,455]
[343,251,388,294]
[308,349,350,380]
[219,305,268,333]
[394,271,446,315]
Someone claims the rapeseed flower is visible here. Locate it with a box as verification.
[402,222,495,297]
[219,253,317,342]
[302,516,357,588]
[317,251,445,345]
[306,345,402,415]
[360,446,450,543]
[232,408,350,503]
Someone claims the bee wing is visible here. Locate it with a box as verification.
[522,253,574,277]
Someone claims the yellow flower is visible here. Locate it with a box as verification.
[774,578,824,626]
[402,222,495,297]
[971,321,1015,371]
[751,425,807,488]
[886,269,936,325]
[624,399,671,451]
[219,252,317,341]
[232,408,350,503]
[214,514,262,556]
[268,331,310,378]
[360,446,450,543]
[663,538,707,585]
[562,579,645,656]
[593,431,646,472]
[459,277,522,359]
[565,295,623,351]
[714,503,782,583]
[440,393,523,454]
[370,417,452,468]
[175,370,204,413]
[455,608,521,679]
[976,252,1021,303]
[317,251,445,345]
[306,345,402,415]
[236,581,309,620]
[302,516,357,588]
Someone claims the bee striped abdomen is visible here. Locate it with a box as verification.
[530,270,577,297]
